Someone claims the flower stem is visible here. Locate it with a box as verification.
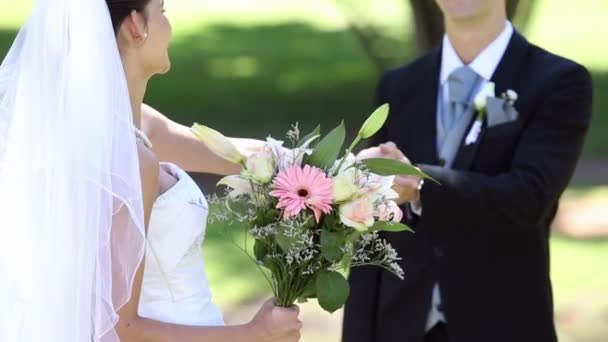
[334,135,361,175]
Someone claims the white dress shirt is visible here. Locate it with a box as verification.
[424,21,514,332]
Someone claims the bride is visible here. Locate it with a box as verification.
[110,0,303,340]
[0,0,301,341]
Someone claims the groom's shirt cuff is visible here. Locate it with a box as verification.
[409,200,423,216]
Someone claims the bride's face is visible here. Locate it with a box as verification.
[140,0,173,75]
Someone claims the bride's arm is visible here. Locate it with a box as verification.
[115,145,301,342]
[141,104,266,175]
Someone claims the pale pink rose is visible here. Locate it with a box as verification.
[339,195,375,232]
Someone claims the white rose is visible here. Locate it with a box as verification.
[245,152,275,183]
[333,168,359,202]
[474,81,495,112]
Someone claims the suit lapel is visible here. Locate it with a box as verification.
[402,48,441,166]
[451,31,530,170]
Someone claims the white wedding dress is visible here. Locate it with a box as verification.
[138,162,225,326]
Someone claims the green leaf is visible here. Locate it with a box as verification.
[307,121,346,169]
[299,124,321,147]
[321,213,337,230]
[320,230,345,262]
[358,103,390,139]
[316,270,350,313]
[370,221,414,233]
[345,230,361,243]
[264,209,280,222]
[361,158,438,183]
[254,239,270,262]
[299,275,317,299]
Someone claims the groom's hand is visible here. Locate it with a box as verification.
[249,299,302,342]
[358,142,422,206]
[357,142,409,163]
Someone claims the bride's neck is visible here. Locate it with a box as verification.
[122,57,149,129]
[127,75,147,129]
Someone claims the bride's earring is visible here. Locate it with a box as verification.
[138,32,148,42]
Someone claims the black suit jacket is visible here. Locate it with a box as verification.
[342,31,593,342]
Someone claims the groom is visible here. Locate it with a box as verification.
[343,1,593,342]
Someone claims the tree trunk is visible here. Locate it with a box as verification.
[510,0,536,31]
[506,0,520,19]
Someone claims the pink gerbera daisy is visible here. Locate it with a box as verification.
[269,165,334,223]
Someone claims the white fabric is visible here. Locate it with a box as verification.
[138,163,224,326]
[0,0,146,340]
[425,21,514,332]
[439,21,514,102]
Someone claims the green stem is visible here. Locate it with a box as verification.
[333,135,362,175]
[228,232,275,293]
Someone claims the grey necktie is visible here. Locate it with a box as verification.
[437,65,481,167]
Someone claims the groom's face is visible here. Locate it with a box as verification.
[434,0,502,21]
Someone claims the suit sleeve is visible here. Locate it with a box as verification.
[416,64,593,232]
[343,71,392,342]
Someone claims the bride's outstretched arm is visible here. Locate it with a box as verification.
[114,145,301,342]
[141,104,265,175]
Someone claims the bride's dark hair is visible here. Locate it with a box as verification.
[106,0,152,33]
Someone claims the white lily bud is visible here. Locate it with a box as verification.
[192,123,245,165]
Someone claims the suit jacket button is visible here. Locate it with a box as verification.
[438,158,446,167]
[433,247,443,257]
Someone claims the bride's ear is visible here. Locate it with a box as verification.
[120,9,148,44]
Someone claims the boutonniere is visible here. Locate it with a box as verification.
[465,83,519,146]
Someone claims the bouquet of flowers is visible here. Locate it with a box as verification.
[192,104,432,313]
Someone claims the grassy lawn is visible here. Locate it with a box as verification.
[202,189,608,341]
[202,198,608,342]
[551,233,608,342]
[205,223,608,310]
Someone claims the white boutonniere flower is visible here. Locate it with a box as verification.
[503,89,519,106]
[473,82,496,113]
[466,83,519,146]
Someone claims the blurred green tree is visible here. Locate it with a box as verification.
[335,0,537,72]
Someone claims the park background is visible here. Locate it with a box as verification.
[1,1,607,341]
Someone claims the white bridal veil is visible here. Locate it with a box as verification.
[0,0,146,341]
